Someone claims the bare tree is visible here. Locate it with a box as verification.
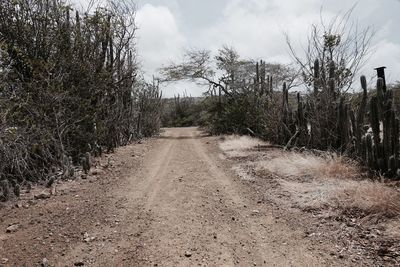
[160,46,299,97]
[286,6,374,93]
[159,45,300,136]
[159,48,231,95]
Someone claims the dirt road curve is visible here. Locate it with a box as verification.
[0,127,344,266]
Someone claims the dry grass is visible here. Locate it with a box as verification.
[316,156,361,180]
[219,135,267,158]
[334,180,400,218]
[254,152,361,180]
[219,135,266,152]
[220,135,400,219]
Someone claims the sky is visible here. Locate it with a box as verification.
[75,0,400,97]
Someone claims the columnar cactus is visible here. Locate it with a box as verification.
[260,61,266,96]
[0,180,10,202]
[369,96,380,146]
[328,61,336,98]
[355,75,368,155]
[337,96,349,151]
[297,93,306,130]
[365,134,374,168]
[255,62,260,93]
[296,92,308,147]
[360,76,400,176]
[328,61,335,79]
[269,76,273,94]
[391,112,400,157]
[275,60,399,177]
[282,82,288,114]
[388,155,397,176]
[281,82,289,142]
[313,59,320,95]
[382,81,393,171]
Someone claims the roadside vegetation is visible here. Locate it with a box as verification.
[160,8,400,182]
[0,0,162,200]
[0,1,399,264]
[1,0,399,217]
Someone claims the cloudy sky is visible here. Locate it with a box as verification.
[76,0,400,97]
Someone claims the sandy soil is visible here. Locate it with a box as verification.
[0,127,396,266]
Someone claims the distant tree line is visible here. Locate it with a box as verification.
[161,93,207,128]
[0,0,161,198]
[160,46,298,134]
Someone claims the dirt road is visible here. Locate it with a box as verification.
[1,127,350,266]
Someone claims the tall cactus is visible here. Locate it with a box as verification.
[269,76,273,94]
[382,79,393,172]
[391,111,400,157]
[282,82,289,114]
[370,96,380,146]
[362,77,400,176]
[255,61,260,93]
[391,112,400,177]
[328,61,336,98]
[365,134,374,168]
[281,82,290,142]
[337,96,349,151]
[260,61,266,96]
[369,95,382,170]
[355,75,368,156]
[296,92,308,146]
[313,59,320,95]
[297,93,306,131]
[376,77,385,103]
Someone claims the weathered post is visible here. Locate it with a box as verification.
[375,66,387,92]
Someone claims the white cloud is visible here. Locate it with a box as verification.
[365,40,400,83]
[192,0,400,91]
[194,0,326,64]
[136,4,201,97]
[133,0,400,95]
[136,4,186,74]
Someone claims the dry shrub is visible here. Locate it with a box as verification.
[220,135,363,181]
[254,154,319,177]
[335,181,400,218]
[316,155,361,180]
[221,135,400,219]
